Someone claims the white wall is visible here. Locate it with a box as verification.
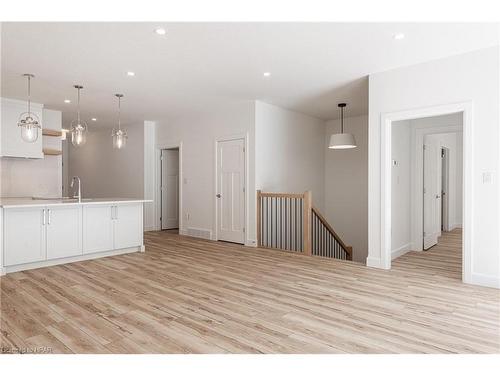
[391,120,412,259]
[143,121,156,231]
[62,137,69,197]
[68,125,144,199]
[1,108,62,198]
[154,99,256,245]
[256,101,325,210]
[324,115,368,263]
[368,46,499,288]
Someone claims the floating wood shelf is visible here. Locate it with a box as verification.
[42,129,63,137]
[43,148,62,156]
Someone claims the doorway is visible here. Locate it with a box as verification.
[160,148,179,231]
[381,102,471,282]
[215,137,246,244]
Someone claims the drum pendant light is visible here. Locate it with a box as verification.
[328,103,357,149]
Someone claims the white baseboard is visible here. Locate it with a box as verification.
[245,239,257,247]
[2,246,142,275]
[391,243,412,260]
[469,272,500,289]
[449,223,463,231]
[144,225,157,232]
[366,256,382,268]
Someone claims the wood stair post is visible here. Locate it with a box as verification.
[303,190,312,256]
[256,190,261,247]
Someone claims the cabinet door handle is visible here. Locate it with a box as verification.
[42,209,46,225]
[111,206,114,220]
[114,206,118,220]
[48,209,51,225]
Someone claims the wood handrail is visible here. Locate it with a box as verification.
[311,206,352,259]
[258,192,305,198]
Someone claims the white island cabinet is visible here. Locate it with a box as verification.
[82,202,143,254]
[0,199,148,275]
[46,205,82,260]
[83,204,114,254]
[3,206,46,266]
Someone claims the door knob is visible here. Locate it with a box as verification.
[436,195,440,199]
[216,194,221,198]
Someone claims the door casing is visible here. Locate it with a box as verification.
[441,147,450,232]
[380,101,472,284]
[161,148,180,230]
[155,142,183,232]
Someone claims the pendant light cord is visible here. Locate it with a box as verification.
[118,96,121,130]
[77,87,81,123]
[340,106,344,133]
[27,75,31,115]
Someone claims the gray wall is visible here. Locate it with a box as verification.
[68,125,144,199]
[324,115,368,263]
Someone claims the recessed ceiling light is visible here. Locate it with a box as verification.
[263,72,271,77]
[155,28,166,35]
[91,118,97,122]
[127,71,135,77]
[393,33,405,40]
[64,99,71,103]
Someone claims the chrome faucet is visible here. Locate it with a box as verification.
[70,176,82,203]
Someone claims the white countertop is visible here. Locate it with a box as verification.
[0,197,152,208]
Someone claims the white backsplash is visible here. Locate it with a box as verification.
[0,156,62,198]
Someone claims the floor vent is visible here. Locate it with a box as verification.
[186,227,212,240]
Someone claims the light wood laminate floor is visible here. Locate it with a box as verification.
[1,229,499,354]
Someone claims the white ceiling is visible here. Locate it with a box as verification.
[1,22,498,128]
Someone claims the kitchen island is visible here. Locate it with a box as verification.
[0,198,150,275]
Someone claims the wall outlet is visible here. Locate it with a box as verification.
[482,171,493,184]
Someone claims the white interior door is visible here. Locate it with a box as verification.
[441,147,449,231]
[217,138,245,244]
[161,149,179,230]
[423,139,442,249]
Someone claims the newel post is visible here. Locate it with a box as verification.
[256,190,262,247]
[303,190,312,256]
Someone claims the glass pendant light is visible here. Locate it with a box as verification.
[328,103,357,149]
[70,85,88,147]
[112,94,127,149]
[17,74,41,143]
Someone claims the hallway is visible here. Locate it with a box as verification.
[392,228,462,280]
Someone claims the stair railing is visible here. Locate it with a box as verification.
[256,190,352,261]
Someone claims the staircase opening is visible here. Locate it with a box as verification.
[256,190,352,261]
